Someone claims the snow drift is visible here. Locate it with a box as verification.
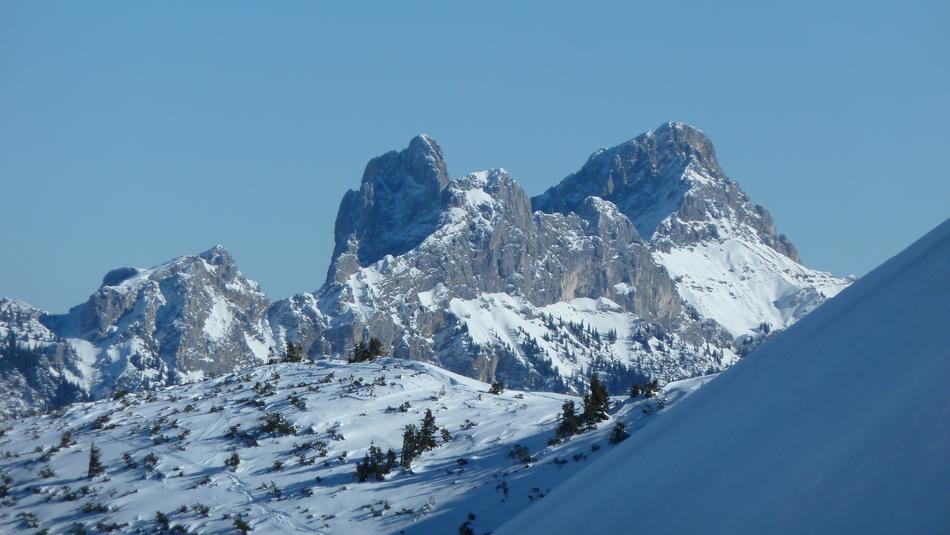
[500,218,950,534]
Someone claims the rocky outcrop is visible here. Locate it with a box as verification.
[330,134,451,279]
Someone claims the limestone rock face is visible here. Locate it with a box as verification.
[330,134,451,279]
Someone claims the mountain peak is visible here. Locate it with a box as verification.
[361,134,449,191]
[533,122,793,254]
[198,244,235,268]
[330,135,452,277]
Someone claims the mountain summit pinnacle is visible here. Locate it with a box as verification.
[533,121,795,260]
[330,135,450,275]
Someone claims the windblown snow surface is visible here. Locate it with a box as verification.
[500,218,950,535]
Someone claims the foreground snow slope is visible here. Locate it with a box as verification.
[0,358,709,534]
[500,217,950,535]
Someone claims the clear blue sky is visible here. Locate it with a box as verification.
[2,1,948,312]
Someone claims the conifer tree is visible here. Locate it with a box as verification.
[350,340,368,363]
[582,375,610,425]
[367,337,386,359]
[556,400,581,440]
[87,443,104,478]
[630,383,642,398]
[350,337,388,363]
[283,341,304,363]
[356,443,392,482]
[609,421,630,444]
[418,409,438,452]
[400,424,418,469]
[225,451,240,471]
[385,448,398,472]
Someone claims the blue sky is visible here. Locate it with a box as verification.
[2,1,948,312]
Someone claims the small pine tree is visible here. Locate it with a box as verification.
[225,451,240,472]
[385,448,397,472]
[643,378,659,398]
[283,341,304,363]
[356,443,396,482]
[489,380,506,395]
[351,337,387,362]
[400,424,418,469]
[417,409,438,452]
[87,443,104,479]
[582,375,610,426]
[350,340,368,363]
[609,421,630,444]
[154,511,170,530]
[367,337,386,359]
[355,453,371,482]
[555,400,581,440]
[630,383,641,398]
[233,516,252,534]
[459,513,476,535]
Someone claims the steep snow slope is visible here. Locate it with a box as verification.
[0,358,710,534]
[655,236,848,336]
[500,217,950,534]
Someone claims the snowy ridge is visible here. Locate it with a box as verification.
[500,218,950,534]
[0,358,710,534]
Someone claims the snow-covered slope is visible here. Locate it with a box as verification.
[655,236,848,336]
[0,358,710,534]
[499,217,950,534]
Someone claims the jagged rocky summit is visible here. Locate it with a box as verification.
[0,122,849,419]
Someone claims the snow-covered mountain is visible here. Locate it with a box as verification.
[0,357,711,534]
[276,156,736,393]
[270,123,845,389]
[0,247,273,419]
[0,298,89,418]
[0,123,848,418]
[534,122,849,337]
[499,218,950,534]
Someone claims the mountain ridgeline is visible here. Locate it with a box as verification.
[0,123,849,418]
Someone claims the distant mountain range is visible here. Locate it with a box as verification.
[0,122,849,419]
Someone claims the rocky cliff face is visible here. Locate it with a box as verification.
[271,137,737,391]
[330,134,451,278]
[0,123,849,418]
